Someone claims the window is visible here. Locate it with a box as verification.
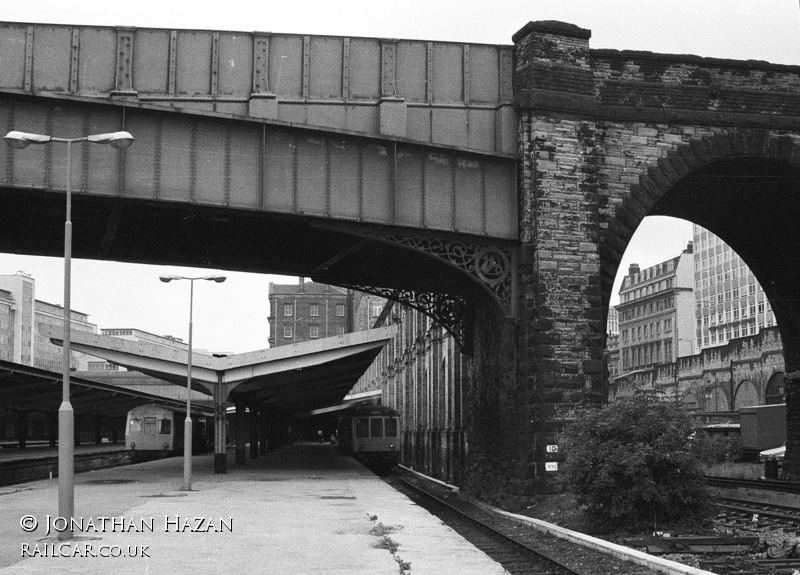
[355,418,369,438]
[283,325,293,338]
[336,326,345,336]
[372,303,382,317]
[335,304,345,317]
[310,325,319,339]
[310,304,319,317]
[129,418,142,433]
[144,417,157,435]
[370,418,384,438]
[384,418,398,437]
[283,304,293,317]
[159,419,172,435]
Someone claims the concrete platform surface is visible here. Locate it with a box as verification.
[0,443,510,574]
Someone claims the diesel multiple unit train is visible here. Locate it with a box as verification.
[125,403,401,472]
[337,404,401,473]
[125,405,212,462]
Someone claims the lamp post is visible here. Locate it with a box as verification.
[159,274,226,491]
[4,129,133,540]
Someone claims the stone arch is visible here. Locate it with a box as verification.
[704,386,730,412]
[601,129,800,374]
[734,380,760,410]
[765,372,786,405]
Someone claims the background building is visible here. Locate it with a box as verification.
[0,272,97,371]
[267,279,352,347]
[692,224,777,350]
[86,328,209,371]
[615,242,696,376]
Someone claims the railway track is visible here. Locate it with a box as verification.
[705,475,800,494]
[387,470,659,575]
[716,497,800,530]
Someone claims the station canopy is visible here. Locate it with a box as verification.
[40,325,395,415]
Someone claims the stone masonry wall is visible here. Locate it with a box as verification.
[610,326,786,409]
[484,19,800,502]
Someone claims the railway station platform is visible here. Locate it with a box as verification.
[0,442,510,574]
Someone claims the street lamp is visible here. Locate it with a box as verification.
[4,129,133,540]
[159,274,226,491]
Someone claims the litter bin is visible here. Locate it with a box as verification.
[764,457,779,480]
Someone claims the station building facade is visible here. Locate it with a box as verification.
[351,301,469,486]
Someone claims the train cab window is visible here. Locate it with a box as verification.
[128,418,142,433]
[355,418,369,438]
[384,418,398,437]
[370,418,383,438]
[159,419,172,434]
[143,417,157,435]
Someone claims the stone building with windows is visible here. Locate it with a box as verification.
[267,279,352,347]
[615,242,697,377]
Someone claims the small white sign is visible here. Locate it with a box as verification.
[545,462,559,472]
[546,445,559,453]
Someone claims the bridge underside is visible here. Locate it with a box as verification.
[0,186,490,307]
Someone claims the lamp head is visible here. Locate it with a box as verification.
[206,276,226,283]
[159,275,183,283]
[87,131,134,149]
[4,131,51,149]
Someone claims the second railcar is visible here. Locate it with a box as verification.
[338,405,401,473]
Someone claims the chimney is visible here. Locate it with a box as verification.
[298,276,305,293]
[684,241,694,254]
[628,263,640,277]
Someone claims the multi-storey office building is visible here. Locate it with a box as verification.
[86,328,199,371]
[692,225,776,350]
[267,279,352,347]
[616,243,697,374]
[0,273,97,371]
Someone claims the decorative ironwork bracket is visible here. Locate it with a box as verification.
[355,230,517,320]
[337,283,472,354]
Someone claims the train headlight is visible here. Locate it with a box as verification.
[390,444,395,451]
[164,442,169,449]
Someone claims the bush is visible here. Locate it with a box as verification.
[561,393,713,533]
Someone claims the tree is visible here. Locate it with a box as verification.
[561,392,713,533]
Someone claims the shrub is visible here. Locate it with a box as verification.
[561,392,713,533]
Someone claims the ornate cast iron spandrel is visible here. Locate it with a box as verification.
[356,231,515,319]
[337,283,470,353]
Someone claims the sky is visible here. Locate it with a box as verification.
[1,1,798,353]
